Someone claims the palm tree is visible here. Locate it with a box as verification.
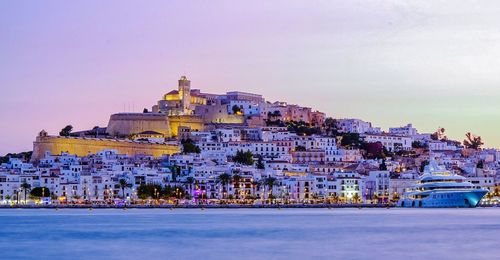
[217,173,232,200]
[185,177,195,198]
[15,189,20,204]
[21,182,31,204]
[330,193,339,204]
[251,181,260,200]
[391,192,400,202]
[169,166,181,182]
[119,179,128,199]
[232,174,241,199]
[263,177,277,204]
[352,193,360,204]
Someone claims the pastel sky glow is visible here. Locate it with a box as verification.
[1,0,499,154]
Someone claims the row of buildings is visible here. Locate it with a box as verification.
[3,126,499,205]
[6,76,499,205]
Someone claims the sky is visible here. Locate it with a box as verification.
[1,0,499,155]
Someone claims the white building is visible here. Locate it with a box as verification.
[214,129,242,142]
[227,100,262,116]
[364,171,390,201]
[252,141,292,159]
[428,141,458,151]
[389,124,418,137]
[333,172,362,202]
[337,119,380,134]
[260,127,293,142]
[363,134,413,152]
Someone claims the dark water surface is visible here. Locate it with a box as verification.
[0,208,499,259]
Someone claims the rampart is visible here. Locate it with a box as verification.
[31,134,180,162]
[106,113,171,137]
[168,115,205,136]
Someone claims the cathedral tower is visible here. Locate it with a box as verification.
[178,75,191,113]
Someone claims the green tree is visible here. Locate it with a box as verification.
[263,177,277,204]
[30,187,50,198]
[251,181,261,200]
[420,160,430,173]
[169,166,181,182]
[137,184,162,200]
[233,150,254,165]
[21,182,31,204]
[185,176,195,196]
[256,155,265,170]
[330,193,339,204]
[379,159,388,171]
[412,141,426,149]
[363,142,387,159]
[181,139,201,154]
[352,193,360,204]
[91,126,101,137]
[463,132,484,150]
[232,105,242,115]
[175,186,186,199]
[340,133,365,148]
[286,121,321,136]
[323,117,339,137]
[267,111,282,120]
[431,127,446,141]
[232,174,241,199]
[59,125,73,137]
[477,160,484,169]
[119,179,129,199]
[0,151,33,164]
[217,173,232,199]
[162,185,174,198]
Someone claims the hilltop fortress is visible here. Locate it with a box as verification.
[32,76,325,161]
[105,76,245,138]
[106,75,325,138]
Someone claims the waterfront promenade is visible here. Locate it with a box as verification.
[0,203,394,209]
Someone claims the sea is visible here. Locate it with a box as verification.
[0,208,499,260]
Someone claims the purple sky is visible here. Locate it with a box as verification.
[1,1,499,154]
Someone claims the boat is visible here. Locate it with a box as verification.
[398,160,488,208]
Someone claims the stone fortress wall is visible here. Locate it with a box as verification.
[194,104,245,125]
[167,115,205,136]
[106,113,206,137]
[31,133,180,162]
[106,113,171,137]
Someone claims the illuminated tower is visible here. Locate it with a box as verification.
[178,75,191,113]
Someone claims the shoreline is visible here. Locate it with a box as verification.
[1,204,497,209]
[0,204,395,209]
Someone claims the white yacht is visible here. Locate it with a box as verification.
[399,160,488,208]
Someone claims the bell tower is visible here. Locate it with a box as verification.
[178,76,191,113]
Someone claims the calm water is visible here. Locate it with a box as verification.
[0,208,499,259]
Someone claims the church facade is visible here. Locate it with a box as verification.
[154,76,208,115]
